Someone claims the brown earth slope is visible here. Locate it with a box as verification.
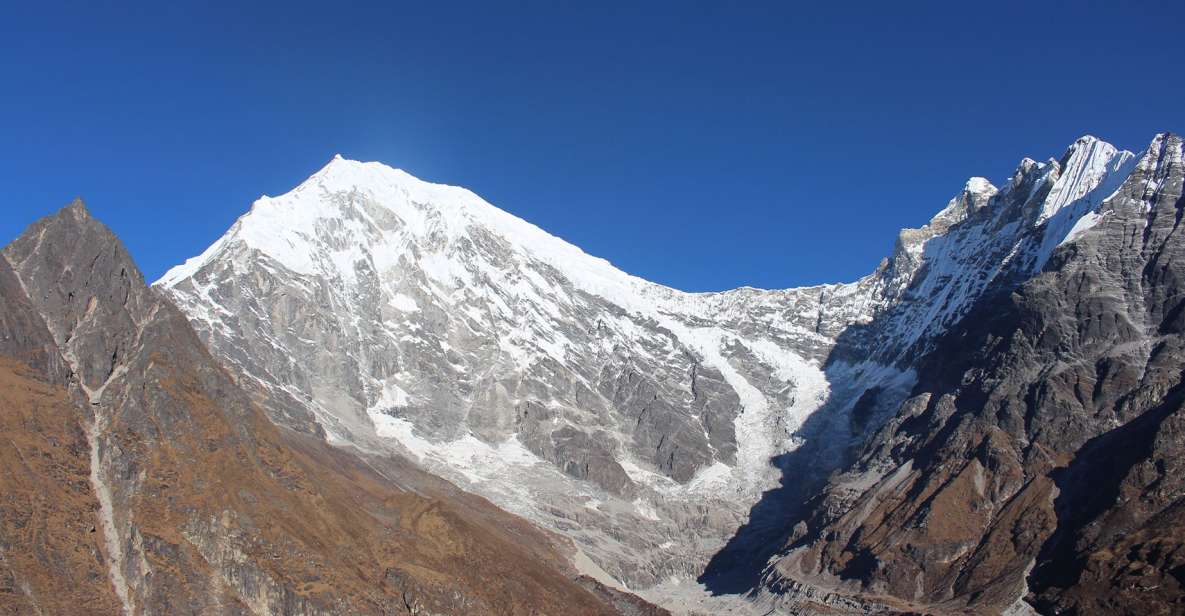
[0,200,660,615]
[0,251,123,614]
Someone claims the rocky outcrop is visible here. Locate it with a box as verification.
[765,135,1185,615]
[0,251,123,615]
[0,201,661,615]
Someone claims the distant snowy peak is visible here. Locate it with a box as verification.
[157,134,1144,353]
[964,176,995,194]
[848,134,1153,367]
[158,154,672,312]
[1039,135,1135,223]
[159,134,1134,303]
[893,176,999,261]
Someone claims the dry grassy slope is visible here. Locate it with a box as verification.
[0,358,124,615]
[0,252,120,614]
[0,200,659,615]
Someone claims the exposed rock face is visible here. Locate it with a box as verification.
[0,201,657,615]
[155,132,1185,614]
[0,255,123,615]
[765,134,1185,615]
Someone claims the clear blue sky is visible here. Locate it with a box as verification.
[3,1,1182,291]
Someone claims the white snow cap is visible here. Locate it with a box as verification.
[964,177,994,194]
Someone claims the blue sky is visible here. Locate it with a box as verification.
[2,1,1182,291]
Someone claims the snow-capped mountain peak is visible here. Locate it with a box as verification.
[156,135,1153,595]
[161,155,669,317]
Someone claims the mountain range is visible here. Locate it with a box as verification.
[3,132,1182,615]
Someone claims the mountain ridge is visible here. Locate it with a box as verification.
[155,131,1181,614]
[760,132,1185,614]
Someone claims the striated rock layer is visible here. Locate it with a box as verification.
[0,202,660,615]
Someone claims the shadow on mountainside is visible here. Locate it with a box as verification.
[1030,378,1185,599]
[697,179,1018,595]
[699,278,982,595]
[696,339,881,595]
